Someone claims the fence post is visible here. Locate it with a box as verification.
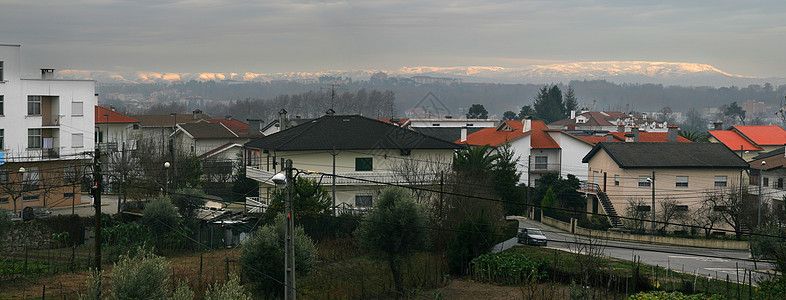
[42,284,46,300]
[199,253,203,290]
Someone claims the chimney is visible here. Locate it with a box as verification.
[247,118,261,136]
[713,121,723,130]
[617,124,625,132]
[278,109,288,131]
[225,115,233,120]
[192,109,203,120]
[41,68,55,79]
[625,133,634,143]
[460,126,468,143]
[632,127,640,142]
[523,117,532,132]
[606,134,613,142]
[570,110,576,119]
[667,125,679,142]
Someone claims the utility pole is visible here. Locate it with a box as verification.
[284,159,296,300]
[759,161,765,227]
[93,148,102,271]
[331,147,336,216]
[650,171,656,234]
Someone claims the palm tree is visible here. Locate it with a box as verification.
[678,130,709,142]
[453,144,501,176]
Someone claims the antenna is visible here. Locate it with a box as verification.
[320,84,340,112]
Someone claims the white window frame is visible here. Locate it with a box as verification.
[71,102,83,116]
[534,155,548,170]
[0,128,4,150]
[28,128,42,149]
[27,96,42,116]
[72,133,84,148]
[676,176,689,188]
[355,194,373,207]
[614,174,620,186]
[714,176,727,188]
[0,95,4,116]
[638,175,651,187]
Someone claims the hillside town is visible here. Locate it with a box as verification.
[2,41,786,299]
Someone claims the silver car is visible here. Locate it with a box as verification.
[517,228,547,246]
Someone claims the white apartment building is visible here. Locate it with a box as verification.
[0,44,96,213]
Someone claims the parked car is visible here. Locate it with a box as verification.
[22,206,52,221]
[517,227,547,246]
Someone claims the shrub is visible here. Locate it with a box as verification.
[469,252,546,285]
[446,216,497,274]
[204,273,253,300]
[750,224,784,260]
[77,269,103,300]
[628,291,726,299]
[142,196,179,237]
[110,247,171,300]
[169,282,195,300]
[240,214,316,298]
[170,187,207,228]
[578,215,612,231]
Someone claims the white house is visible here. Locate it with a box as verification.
[243,114,461,211]
[461,119,595,184]
[0,44,96,212]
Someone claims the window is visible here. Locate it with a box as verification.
[64,193,74,198]
[72,133,83,148]
[675,205,689,212]
[23,166,39,192]
[636,205,651,212]
[432,123,440,126]
[0,61,3,81]
[71,102,83,116]
[23,196,39,202]
[714,176,727,187]
[28,128,42,149]
[0,128,4,149]
[27,96,42,116]
[0,197,8,204]
[0,169,7,183]
[355,194,373,207]
[638,175,651,187]
[676,176,689,188]
[764,177,769,187]
[0,95,4,115]
[534,156,548,170]
[614,175,620,186]
[778,178,783,189]
[355,157,373,171]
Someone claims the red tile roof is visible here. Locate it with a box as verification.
[578,135,624,144]
[460,120,561,149]
[578,132,691,144]
[708,130,763,151]
[95,106,139,124]
[732,125,786,146]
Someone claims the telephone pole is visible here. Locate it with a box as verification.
[284,159,296,300]
[93,148,102,271]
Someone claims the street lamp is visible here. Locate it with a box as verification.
[647,175,655,233]
[164,161,171,195]
[18,167,25,219]
[759,161,765,227]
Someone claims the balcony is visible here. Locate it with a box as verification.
[42,114,64,126]
[246,166,438,186]
[529,162,561,174]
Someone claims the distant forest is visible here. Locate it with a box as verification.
[99,79,786,121]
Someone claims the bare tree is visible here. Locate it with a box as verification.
[695,193,724,237]
[389,154,450,206]
[656,197,687,233]
[568,234,607,286]
[624,197,650,232]
[702,184,754,240]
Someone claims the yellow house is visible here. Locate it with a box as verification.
[582,142,749,229]
[243,114,460,212]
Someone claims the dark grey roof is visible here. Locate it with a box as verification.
[753,147,784,160]
[413,127,484,143]
[582,142,749,168]
[245,115,462,152]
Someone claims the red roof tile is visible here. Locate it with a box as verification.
[606,132,691,143]
[732,125,786,146]
[708,130,763,151]
[461,120,561,148]
[95,106,139,124]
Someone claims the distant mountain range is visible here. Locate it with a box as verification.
[57,61,784,87]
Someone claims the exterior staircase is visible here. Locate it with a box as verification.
[581,181,625,229]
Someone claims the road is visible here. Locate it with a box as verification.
[493,216,776,284]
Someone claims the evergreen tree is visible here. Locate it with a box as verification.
[466,104,489,119]
[563,86,578,113]
[518,105,535,120]
[533,85,567,123]
[502,110,518,120]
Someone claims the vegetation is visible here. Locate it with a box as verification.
[240,214,316,298]
[469,252,546,285]
[142,196,180,238]
[204,274,253,300]
[355,187,430,296]
[466,103,489,119]
[265,177,332,221]
[170,187,207,229]
[109,248,171,300]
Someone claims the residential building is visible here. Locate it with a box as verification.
[708,125,786,161]
[95,105,140,151]
[582,142,748,228]
[243,115,460,211]
[549,111,669,133]
[575,126,691,144]
[747,147,786,213]
[130,109,212,155]
[171,122,246,157]
[0,44,95,213]
[461,119,595,183]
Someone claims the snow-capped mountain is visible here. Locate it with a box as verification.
[54,61,779,87]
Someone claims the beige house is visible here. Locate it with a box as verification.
[582,142,749,228]
[243,114,460,212]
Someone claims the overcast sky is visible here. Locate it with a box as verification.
[2,0,785,78]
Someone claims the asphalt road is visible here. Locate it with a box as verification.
[494,216,776,284]
[48,194,120,217]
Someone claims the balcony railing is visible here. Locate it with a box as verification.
[246,166,439,186]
